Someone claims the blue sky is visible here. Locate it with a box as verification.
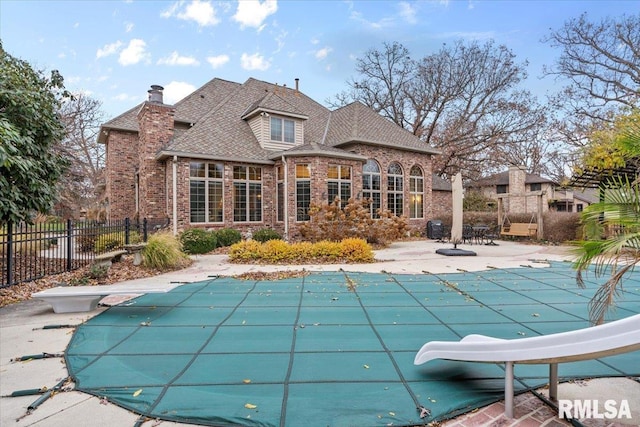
[1,0,638,119]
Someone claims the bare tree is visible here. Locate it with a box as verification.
[543,13,640,115]
[55,93,106,218]
[541,13,640,179]
[331,40,549,180]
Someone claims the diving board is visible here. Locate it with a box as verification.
[414,314,640,418]
[33,283,181,313]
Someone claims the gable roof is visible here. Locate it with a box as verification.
[101,77,439,162]
[324,102,439,154]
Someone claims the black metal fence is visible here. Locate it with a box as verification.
[1,218,169,288]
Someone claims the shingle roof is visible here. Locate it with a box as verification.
[102,77,439,163]
[432,174,452,191]
[268,141,366,161]
[324,102,440,155]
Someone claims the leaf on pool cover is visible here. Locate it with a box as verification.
[133,389,142,397]
[243,379,251,384]
[245,403,257,409]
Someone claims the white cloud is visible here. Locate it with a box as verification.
[240,52,270,71]
[113,92,139,102]
[206,54,230,69]
[118,39,150,66]
[161,0,220,27]
[398,1,417,24]
[233,0,277,30]
[163,81,196,104]
[125,22,134,32]
[97,41,123,59]
[314,47,332,60]
[157,51,200,66]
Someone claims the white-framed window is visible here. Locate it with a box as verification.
[270,116,295,143]
[233,165,262,222]
[387,162,404,216]
[409,165,424,219]
[362,159,381,218]
[327,165,351,208]
[189,162,223,223]
[296,164,311,221]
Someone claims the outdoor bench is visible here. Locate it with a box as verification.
[414,314,640,418]
[32,283,181,313]
[500,223,537,238]
[124,243,147,266]
[94,249,127,267]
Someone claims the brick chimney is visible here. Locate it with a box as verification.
[136,85,174,221]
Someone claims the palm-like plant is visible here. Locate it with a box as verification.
[573,111,640,325]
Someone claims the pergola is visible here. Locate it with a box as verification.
[569,159,640,189]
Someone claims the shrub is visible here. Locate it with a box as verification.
[252,228,282,243]
[299,198,407,245]
[142,232,190,270]
[216,228,242,247]
[260,239,292,262]
[543,211,581,243]
[228,239,262,261]
[228,238,374,264]
[308,240,342,260]
[180,228,218,254]
[87,264,109,279]
[339,238,375,263]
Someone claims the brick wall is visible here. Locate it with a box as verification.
[345,144,435,236]
[432,190,452,223]
[137,102,175,221]
[104,130,138,219]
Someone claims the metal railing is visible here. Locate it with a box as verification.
[1,218,169,288]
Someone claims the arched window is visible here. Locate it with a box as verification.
[387,162,403,216]
[362,159,381,218]
[409,165,424,219]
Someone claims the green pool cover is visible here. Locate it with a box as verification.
[65,262,640,426]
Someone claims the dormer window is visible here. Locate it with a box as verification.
[271,116,295,143]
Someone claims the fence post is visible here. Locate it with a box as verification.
[66,219,73,271]
[125,218,130,245]
[143,218,148,242]
[6,220,14,286]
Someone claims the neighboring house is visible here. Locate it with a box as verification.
[98,78,440,239]
[466,166,596,216]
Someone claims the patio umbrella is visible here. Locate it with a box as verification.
[451,172,463,243]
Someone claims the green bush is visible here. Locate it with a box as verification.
[142,232,190,270]
[180,228,218,254]
[216,228,242,247]
[253,228,282,243]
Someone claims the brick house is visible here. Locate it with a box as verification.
[98,78,440,239]
[466,165,596,218]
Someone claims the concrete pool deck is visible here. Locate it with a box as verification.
[1,239,638,427]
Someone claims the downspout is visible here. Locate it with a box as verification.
[172,156,178,236]
[282,154,288,240]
